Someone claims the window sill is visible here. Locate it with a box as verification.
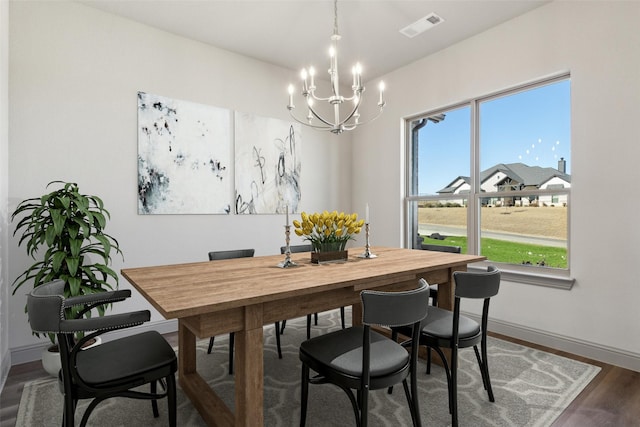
[468,261,574,290]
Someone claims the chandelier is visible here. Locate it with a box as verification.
[287,0,385,134]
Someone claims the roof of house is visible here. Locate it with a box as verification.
[437,162,571,194]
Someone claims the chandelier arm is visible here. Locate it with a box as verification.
[341,106,385,130]
[334,95,362,127]
[306,103,338,128]
[288,111,334,131]
[308,92,334,103]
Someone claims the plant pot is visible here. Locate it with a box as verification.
[311,250,349,264]
[41,345,61,377]
[41,337,102,377]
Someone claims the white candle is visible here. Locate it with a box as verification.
[286,205,289,226]
[287,84,294,109]
[365,203,370,223]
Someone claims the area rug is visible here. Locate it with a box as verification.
[16,309,600,426]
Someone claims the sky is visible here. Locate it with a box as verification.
[416,79,571,195]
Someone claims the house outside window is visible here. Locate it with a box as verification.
[406,75,571,284]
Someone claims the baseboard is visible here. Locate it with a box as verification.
[9,319,179,366]
[463,312,640,372]
[1,348,10,392]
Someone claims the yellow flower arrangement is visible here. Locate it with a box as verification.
[293,210,365,252]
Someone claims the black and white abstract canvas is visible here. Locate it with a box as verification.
[137,92,233,214]
[234,112,301,214]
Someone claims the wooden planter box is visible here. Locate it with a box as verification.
[311,250,349,264]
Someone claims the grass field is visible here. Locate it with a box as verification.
[419,206,567,239]
[419,206,568,268]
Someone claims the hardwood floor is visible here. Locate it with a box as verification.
[1,332,638,427]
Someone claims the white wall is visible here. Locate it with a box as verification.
[353,1,640,369]
[6,1,352,359]
[1,0,11,389]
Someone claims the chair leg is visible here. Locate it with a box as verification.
[207,336,215,354]
[342,385,362,427]
[450,346,459,427]
[151,380,159,417]
[340,306,346,329]
[275,322,283,359]
[402,378,422,427]
[314,312,318,325]
[300,364,310,427]
[229,332,235,375]
[63,396,76,427]
[80,397,106,427]
[167,373,177,427]
[280,319,287,335]
[360,387,368,427]
[430,346,453,415]
[474,341,495,402]
[306,314,312,340]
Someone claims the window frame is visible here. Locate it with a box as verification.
[404,73,575,289]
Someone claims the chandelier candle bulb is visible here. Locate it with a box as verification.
[286,205,289,226]
[301,69,309,93]
[288,85,294,109]
[308,67,316,90]
[379,82,385,106]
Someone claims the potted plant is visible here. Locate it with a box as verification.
[11,181,124,374]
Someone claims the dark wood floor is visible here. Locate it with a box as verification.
[1,332,639,427]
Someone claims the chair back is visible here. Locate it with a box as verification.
[208,248,255,261]
[421,243,462,253]
[280,244,312,254]
[453,266,500,299]
[361,281,429,328]
[27,279,66,334]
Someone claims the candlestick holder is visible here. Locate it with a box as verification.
[357,223,377,259]
[277,225,298,268]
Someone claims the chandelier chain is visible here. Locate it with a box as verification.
[333,0,339,37]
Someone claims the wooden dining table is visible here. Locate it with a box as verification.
[121,246,485,426]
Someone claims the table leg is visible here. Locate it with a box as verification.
[179,320,234,426]
[178,319,196,376]
[234,305,264,426]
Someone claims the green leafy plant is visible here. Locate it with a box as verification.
[12,181,124,339]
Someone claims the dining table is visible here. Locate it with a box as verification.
[121,246,485,426]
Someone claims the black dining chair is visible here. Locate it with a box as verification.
[27,279,177,427]
[206,248,283,375]
[420,243,462,306]
[392,267,501,427]
[299,282,429,427]
[279,244,346,339]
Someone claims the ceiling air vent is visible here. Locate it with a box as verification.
[400,12,444,38]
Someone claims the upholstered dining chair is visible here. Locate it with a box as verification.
[392,267,501,427]
[299,282,429,427]
[206,248,282,375]
[27,279,177,427]
[420,243,462,306]
[279,244,346,339]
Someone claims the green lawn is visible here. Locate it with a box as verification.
[421,235,568,269]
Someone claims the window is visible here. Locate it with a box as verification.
[406,75,572,285]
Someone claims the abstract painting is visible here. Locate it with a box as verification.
[137,92,233,214]
[234,112,301,214]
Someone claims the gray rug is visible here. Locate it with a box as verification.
[17,309,600,426]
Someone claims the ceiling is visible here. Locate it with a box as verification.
[79,0,549,80]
